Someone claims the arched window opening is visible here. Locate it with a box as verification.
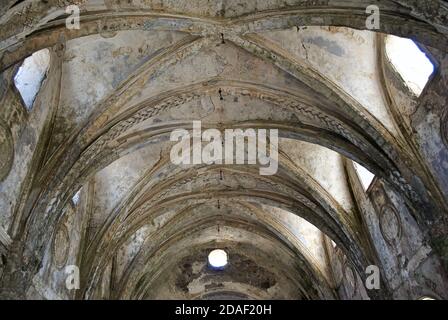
[14,49,50,111]
[330,240,337,248]
[385,35,434,97]
[72,189,81,206]
[353,161,375,191]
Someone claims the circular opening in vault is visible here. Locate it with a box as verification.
[208,249,228,269]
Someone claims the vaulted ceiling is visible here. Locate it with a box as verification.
[1,0,448,300]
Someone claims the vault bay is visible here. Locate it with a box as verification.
[1,0,448,300]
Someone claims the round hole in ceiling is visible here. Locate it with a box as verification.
[208,249,228,269]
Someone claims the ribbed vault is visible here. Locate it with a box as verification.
[1,0,448,300]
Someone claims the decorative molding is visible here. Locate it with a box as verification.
[1,2,446,70]
[379,204,402,246]
[52,224,70,269]
[0,226,12,251]
[0,119,14,182]
[441,108,448,148]
[343,264,357,298]
[332,253,343,288]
